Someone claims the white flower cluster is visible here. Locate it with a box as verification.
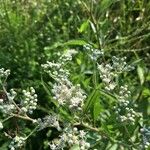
[9,136,26,150]
[59,49,78,62]
[98,56,134,91]
[41,61,70,81]
[37,114,61,131]
[8,89,17,101]
[41,49,77,81]
[140,127,150,149]
[42,49,86,111]
[112,56,134,73]
[0,69,16,115]
[21,87,38,114]
[97,63,116,91]
[49,127,90,150]
[0,89,17,115]
[114,85,142,125]
[0,87,38,116]
[52,81,86,110]
[0,69,38,149]
[84,44,104,60]
[0,68,10,78]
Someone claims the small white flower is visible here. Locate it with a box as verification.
[21,107,27,113]
[49,143,57,150]
[79,130,86,138]
[0,121,3,129]
[52,79,86,111]
[0,99,3,103]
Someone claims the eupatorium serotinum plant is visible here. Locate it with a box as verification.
[0,46,149,150]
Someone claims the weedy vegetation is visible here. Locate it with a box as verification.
[0,0,150,150]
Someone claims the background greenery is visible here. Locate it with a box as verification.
[0,0,150,149]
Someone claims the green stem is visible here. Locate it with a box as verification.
[25,126,38,140]
[2,116,13,123]
[11,113,36,123]
[93,62,97,88]
[2,84,21,112]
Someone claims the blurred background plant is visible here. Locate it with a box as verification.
[0,0,150,149]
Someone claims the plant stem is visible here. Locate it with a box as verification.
[25,126,38,140]
[1,83,21,112]
[2,116,13,123]
[73,122,137,149]
[11,113,36,122]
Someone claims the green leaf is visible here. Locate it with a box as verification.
[70,144,80,150]
[100,0,118,13]
[44,40,87,50]
[89,21,96,33]
[109,144,118,150]
[64,39,87,46]
[0,142,8,150]
[131,59,142,65]
[137,65,144,85]
[84,85,101,113]
[76,58,82,65]
[44,42,63,50]
[59,108,74,122]
[100,90,116,102]
[78,20,89,33]
[41,78,51,96]
[93,97,103,123]
[41,77,58,106]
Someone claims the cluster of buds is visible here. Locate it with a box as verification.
[37,114,61,131]
[9,136,26,150]
[41,61,70,81]
[49,127,90,150]
[52,80,86,111]
[140,127,150,149]
[0,102,15,115]
[0,68,10,79]
[59,49,78,62]
[97,63,116,91]
[7,89,17,101]
[83,44,104,61]
[41,49,77,81]
[112,56,134,73]
[0,89,17,115]
[21,87,38,114]
[97,56,134,91]
[114,85,142,125]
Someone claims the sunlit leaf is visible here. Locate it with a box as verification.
[137,65,145,85]
[78,20,89,33]
[70,144,80,150]
[64,39,87,46]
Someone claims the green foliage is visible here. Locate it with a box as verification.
[0,0,150,150]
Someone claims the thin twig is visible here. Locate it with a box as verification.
[11,113,36,122]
